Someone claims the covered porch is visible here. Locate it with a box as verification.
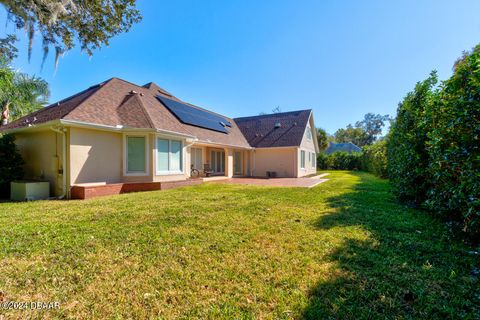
[188,143,251,178]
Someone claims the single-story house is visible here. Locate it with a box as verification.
[323,142,361,154]
[0,78,319,199]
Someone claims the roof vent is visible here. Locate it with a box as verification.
[130,90,138,94]
[274,122,281,128]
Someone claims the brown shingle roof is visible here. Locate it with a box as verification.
[233,110,312,148]
[1,77,251,148]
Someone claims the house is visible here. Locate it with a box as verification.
[0,78,319,199]
[323,142,361,154]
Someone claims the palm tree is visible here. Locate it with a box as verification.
[0,58,50,125]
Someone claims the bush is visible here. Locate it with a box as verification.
[387,72,437,206]
[425,47,480,239]
[317,152,362,170]
[388,44,480,241]
[361,140,388,178]
[0,134,24,198]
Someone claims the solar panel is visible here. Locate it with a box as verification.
[157,96,231,133]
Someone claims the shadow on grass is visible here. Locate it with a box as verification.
[302,172,478,319]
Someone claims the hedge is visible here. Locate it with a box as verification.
[387,73,437,206]
[361,140,388,178]
[317,152,361,170]
[388,45,480,241]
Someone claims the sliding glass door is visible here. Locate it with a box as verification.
[210,150,225,174]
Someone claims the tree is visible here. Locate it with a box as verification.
[355,113,391,141]
[333,113,390,147]
[316,128,328,151]
[0,35,18,62]
[333,125,371,147]
[0,56,50,124]
[0,0,142,68]
[0,134,24,198]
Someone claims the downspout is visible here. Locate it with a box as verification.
[50,126,67,199]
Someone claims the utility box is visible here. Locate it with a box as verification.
[11,181,50,201]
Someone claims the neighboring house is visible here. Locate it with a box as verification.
[0,78,319,199]
[323,142,362,154]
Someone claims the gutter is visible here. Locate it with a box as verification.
[50,126,67,199]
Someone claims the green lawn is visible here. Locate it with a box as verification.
[0,171,478,319]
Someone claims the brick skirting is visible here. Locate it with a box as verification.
[70,180,203,200]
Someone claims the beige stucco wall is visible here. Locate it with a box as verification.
[70,127,123,185]
[252,148,297,177]
[14,130,63,196]
[297,116,318,177]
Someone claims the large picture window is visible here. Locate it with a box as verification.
[126,136,147,174]
[156,138,183,174]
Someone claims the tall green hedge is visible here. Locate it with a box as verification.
[387,72,438,206]
[388,45,480,241]
[426,47,480,237]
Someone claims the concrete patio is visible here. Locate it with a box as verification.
[206,173,329,188]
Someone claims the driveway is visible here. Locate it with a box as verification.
[207,173,329,188]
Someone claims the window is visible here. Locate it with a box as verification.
[126,136,147,174]
[156,138,183,174]
[311,152,316,168]
[300,150,305,169]
[306,126,312,140]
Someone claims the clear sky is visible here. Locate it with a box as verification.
[2,0,479,134]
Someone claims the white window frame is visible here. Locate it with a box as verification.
[312,152,316,168]
[123,134,149,176]
[155,136,184,175]
[300,150,306,169]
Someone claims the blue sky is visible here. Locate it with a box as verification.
[2,0,480,134]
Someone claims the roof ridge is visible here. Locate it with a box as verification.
[60,78,115,120]
[234,109,312,121]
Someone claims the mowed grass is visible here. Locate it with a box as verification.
[0,171,478,319]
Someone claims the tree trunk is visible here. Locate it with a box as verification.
[1,102,10,126]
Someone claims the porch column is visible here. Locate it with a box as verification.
[224,148,234,178]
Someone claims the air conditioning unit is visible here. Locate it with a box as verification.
[11,181,50,201]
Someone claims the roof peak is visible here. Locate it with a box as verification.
[234,109,311,121]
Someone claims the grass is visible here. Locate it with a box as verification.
[0,171,478,319]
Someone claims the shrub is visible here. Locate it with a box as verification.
[317,152,362,170]
[426,46,480,239]
[387,44,480,241]
[361,140,388,178]
[0,134,24,198]
[387,72,438,206]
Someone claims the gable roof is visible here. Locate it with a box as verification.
[233,110,312,148]
[1,77,251,148]
[324,142,362,154]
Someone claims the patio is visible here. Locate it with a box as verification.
[205,173,329,188]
